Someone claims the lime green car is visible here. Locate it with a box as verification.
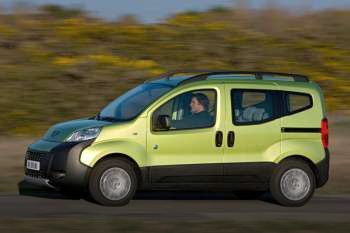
[24,71,329,206]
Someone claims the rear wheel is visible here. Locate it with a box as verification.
[270,159,315,207]
[89,158,137,206]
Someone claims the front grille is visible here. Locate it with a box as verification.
[25,150,52,179]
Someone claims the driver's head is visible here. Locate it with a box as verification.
[190,93,209,113]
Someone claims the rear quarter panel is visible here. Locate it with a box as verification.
[277,83,326,164]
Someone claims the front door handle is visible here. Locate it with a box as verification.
[227,131,235,147]
[215,131,223,147]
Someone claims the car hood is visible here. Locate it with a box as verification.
[43,118,112,142]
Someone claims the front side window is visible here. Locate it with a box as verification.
[152,89,217,130]
[231,90,275,125]
[99,83,173,121]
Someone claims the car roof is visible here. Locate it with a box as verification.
[146,71,311,87]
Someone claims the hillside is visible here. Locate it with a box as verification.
[0,5,349,135]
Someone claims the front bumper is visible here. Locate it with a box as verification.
[24,139,93,190]
[24,175,56,189]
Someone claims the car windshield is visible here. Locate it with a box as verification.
[98,83,173,122]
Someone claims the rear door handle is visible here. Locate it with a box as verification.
[215,131,223,147]
[227,131,235,147]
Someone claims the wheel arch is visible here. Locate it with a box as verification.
[92,153,143,187]
[278,155,321,187]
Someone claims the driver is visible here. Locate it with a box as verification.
[183,93,213,128]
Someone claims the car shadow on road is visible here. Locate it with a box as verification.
[134,191,276,203]
[18,180,276,204]
[18,180,86,200]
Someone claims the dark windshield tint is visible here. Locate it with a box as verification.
[99,83,172,121]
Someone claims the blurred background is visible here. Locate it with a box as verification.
[0,0,349,136]
[0,0,349,232]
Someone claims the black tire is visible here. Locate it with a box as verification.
[234,191,265,200]
[88,158,137,206]
[269,159,316,207]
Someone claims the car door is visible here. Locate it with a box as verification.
[146,85,225,184]
[223,84,282,184]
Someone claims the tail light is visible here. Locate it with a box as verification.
[321,118,329,149]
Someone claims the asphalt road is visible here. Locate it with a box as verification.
[1,190,350,221]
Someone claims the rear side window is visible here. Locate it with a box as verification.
[285,92,312,114]
[231,90,276,125]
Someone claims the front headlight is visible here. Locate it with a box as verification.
[65,127,101,142]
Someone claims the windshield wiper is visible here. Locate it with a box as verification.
[99,116,135,122]
[99,116,118,122]
[93,112,101,120]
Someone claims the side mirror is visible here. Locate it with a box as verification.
[157,115,171,130]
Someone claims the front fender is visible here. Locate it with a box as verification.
[80,140,147,167]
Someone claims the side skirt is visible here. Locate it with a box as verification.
[139,162,277,191]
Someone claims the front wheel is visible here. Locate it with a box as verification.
[89,158,137,206]
[269,159,316,207]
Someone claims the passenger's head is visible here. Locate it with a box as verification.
[190,93,209,113]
